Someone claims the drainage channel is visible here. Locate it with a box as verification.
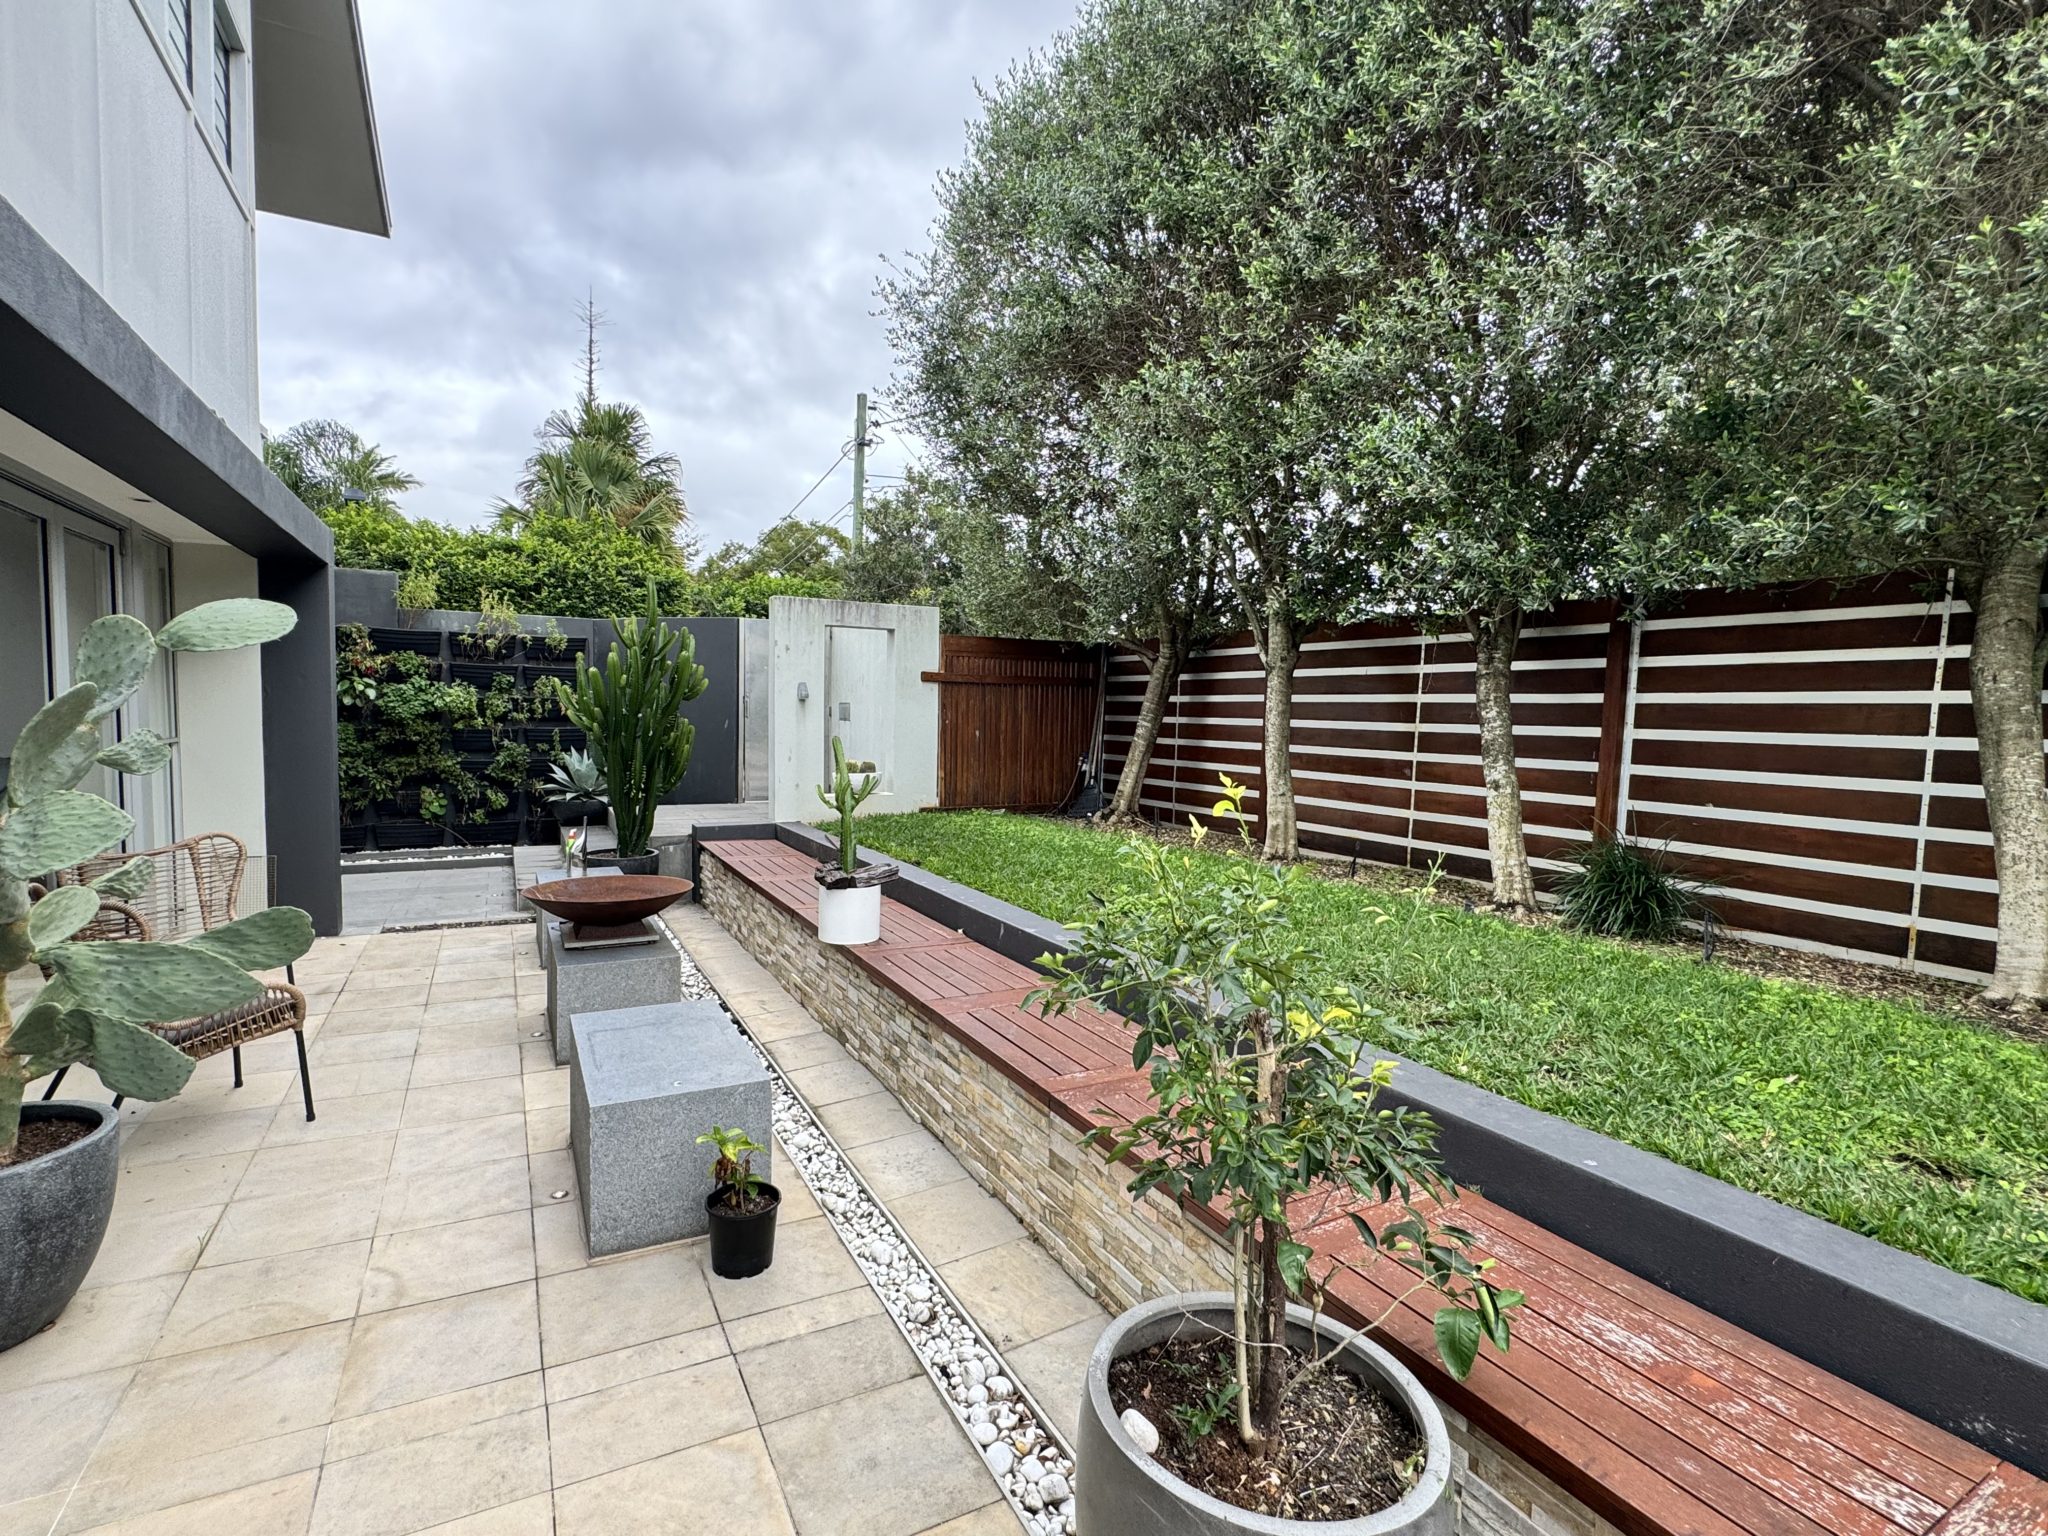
[668,932,1080,1536]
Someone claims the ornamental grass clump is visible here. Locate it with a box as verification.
[1553,837,1698,942]
[1031,776,1518,1460]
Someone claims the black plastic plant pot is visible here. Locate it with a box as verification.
[0,1102,120,1352]
[705,1183,780,1279]
[549,798,607,825]
[586,850,660,876]
[368,627,444,658]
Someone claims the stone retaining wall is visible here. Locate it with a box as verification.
[700,852,1624,1536]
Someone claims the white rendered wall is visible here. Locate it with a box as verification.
[0,0,260,446]
[171,542,268,910]
[766,598,941,824]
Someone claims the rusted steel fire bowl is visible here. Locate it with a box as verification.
[523,875,694,927]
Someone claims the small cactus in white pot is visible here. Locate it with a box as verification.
[0,600,314,1160]
[812,738,894,945]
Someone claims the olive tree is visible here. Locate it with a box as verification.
[1258,0,1698,907]
[881,0,1241,827]
[1686,9,2048,1001]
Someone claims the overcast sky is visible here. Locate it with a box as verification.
[256,1,1078,555]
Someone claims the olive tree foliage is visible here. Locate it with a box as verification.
[1253,0,1707,906]
[841,468,1080,640]
[1675,5,2048,1001]
[880,0,1243,831]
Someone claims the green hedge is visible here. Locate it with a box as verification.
[327,507,841,618]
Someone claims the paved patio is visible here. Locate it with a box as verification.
[0,906,1106,1534]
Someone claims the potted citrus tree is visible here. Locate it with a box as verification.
[1031,777,1520,1534]
[813,738,895,945]
[567,584,706,875]
[0,601,313,1351]
[699,1124,780,1278]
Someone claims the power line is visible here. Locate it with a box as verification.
[779,445,853,523]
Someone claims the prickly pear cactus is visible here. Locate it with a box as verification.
[0,599,312,1161]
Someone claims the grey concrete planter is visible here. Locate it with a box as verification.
[0,1102,120,1352]
[1078,1293,1451,1536]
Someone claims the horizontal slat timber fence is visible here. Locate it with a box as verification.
[1101,575,2045,981]
[927,635,1099,811]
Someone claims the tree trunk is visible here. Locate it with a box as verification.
[1966,542,2048,1005]
[1471,603,1536,910]
[1105,620,1184,823]
[1259,589,1301,860]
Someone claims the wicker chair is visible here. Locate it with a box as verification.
[36,833,315,1120]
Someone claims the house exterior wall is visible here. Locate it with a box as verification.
[0,0,259,446]
[171,542,269,909]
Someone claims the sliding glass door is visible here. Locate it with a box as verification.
[0,476,179,852]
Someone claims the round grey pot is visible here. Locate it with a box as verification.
[0,1102,120,1352]
[586,851,660,876]
[1078,1293,1452,1536]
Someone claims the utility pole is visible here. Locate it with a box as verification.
[851,391,869,551]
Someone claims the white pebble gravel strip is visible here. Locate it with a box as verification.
[676,945,1081,1535]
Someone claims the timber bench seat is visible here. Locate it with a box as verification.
[703,838,2048,1536]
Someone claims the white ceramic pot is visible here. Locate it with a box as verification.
[817,882,882,945]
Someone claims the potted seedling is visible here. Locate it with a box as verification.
[813,738,895,945]
[0,601,313,1351]
[568,583,706,876]
[1031,776,1520,1535]
[541,748,608,827]
[699,1124,780,1279]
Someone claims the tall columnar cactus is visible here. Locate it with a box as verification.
[0,601,312,1161]
[816,737,880,875]
[566,582,707,859]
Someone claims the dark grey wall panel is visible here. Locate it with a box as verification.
[261,559,343,933]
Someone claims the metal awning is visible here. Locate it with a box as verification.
[252,0,390,237]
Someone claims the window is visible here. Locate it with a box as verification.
[165,0,193,89]
[211,12,235,166]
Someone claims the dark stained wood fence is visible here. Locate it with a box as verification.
[926,636,1099,812]
[1103,575,2042,981]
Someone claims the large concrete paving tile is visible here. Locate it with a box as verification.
[761,1375,992,1536]
[552,1429,793,1536]
[937,1240,1102,1351]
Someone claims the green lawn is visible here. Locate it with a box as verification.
[854,810,2048,1304]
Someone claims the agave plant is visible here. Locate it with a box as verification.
[542,747,606,805]
[0,600,313,1161]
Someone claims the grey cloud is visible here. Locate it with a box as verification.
[257,0,1076,550]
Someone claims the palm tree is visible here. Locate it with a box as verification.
[494,398,690,554]
[264,419,418,518]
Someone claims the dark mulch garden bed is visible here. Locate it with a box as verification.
[1109,1333,1421,1522]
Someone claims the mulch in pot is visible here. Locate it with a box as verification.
[0,1117,96,1170]
[1109,1333,1423,1522]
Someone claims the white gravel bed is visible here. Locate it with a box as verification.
[676,944,1081,1535]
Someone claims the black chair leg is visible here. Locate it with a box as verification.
[231,1046,244,1088]
[294,1030,316,1122]
[39,1065,68,1101]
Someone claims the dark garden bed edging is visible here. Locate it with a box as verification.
[693,820,2048,1479]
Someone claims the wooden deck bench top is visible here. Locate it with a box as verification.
[704,839,2048,1536]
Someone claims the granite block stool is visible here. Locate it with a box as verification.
[569,1000,772,1256]
[543,917,681,1065]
